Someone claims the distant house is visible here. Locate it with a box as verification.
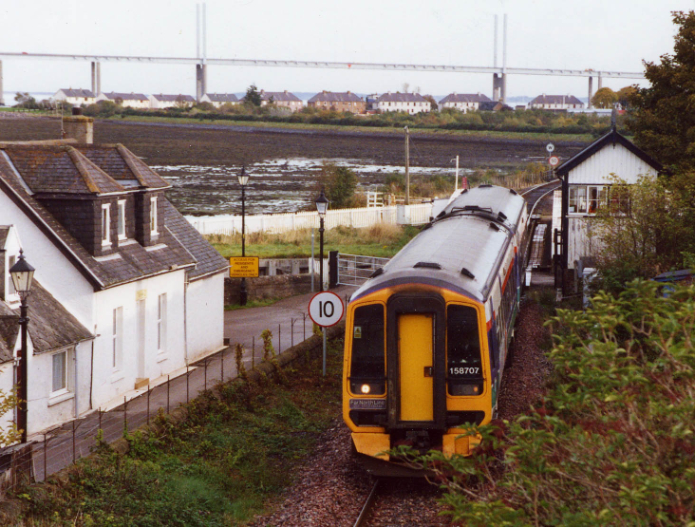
[307,91,366,113]
[96,92,150,109]
[377,92,431,114]
[365,94,380,112]
[0,118,228,438]
[201,93,239,108]
[439,92,492,112]
[528,94,584,110]
[478,101,513,112]
[258,90,303,112]
[53,89,96,107]
[554,128,662,290]
[149,94,196,109]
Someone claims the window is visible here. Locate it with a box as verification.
[101,204,111,246]
[117,200,127,240]
[112,307,123,369]
[157,293,167,352]
[349,304,385,395]
[150,196,158,235]
[588,185,607,214]
[52,351,68,394]
[447,305,483,396]
[569,186,587,214]
[7,255,16,297]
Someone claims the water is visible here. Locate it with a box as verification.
[155,157,473,217]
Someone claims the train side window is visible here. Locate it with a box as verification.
[350,304,385,395]
[447,305,482,378]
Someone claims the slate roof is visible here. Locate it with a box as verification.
[308,91,363,103]
[3,146,126,195]
[0,143,228,288]
[204,93,239,103]
[439,93,492,104]
[260,91,301,102]
[529,94,584,106]
[151,94,196,103]
[0,280,93,362]
[58,89,96,98]
[77,144,170,190]
[100,92,148,102]
[378,92,428,103]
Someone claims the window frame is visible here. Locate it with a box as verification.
[112,307,123,371]
[117,199,127,240]
[157,293,167,353]
[51,349,69,396]
[101,203,111,246]
[150,196,158,235]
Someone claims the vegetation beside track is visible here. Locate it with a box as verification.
[1,339,345,526]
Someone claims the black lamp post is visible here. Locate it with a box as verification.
[238,166,250,306]
[315,189,329,292]
[10,250,35,444]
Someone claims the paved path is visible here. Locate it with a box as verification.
[21,285,357,486]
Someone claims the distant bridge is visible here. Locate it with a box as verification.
[0,50,645,106]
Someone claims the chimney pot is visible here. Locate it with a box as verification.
[63,115,94,144]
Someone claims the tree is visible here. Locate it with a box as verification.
[616,85,637,109]
[590,87,618,109]
[423,95,438,111]
[0,388,20,447]
[244,84,262,107]
[312,163,359,209]
[628,11,695,170]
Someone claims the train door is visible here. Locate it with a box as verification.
[387,295,446,430]
[398,314,434,421]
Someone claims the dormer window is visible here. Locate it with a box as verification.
[150,196,158,235]
[117,200,127,240]
[101,204,111,246]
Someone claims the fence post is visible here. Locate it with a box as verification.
[123,396,127,436]
[147,384,151,425]
[99,408,102,432]
[252,336,255,369]
[278,324,281,354]
[291,318,295,348]
[72,420,76,463]
[221,350,224,382]
[186,366,190,403]
[204,359,208,391]
[167,375,170,413]
[303,313,307,341]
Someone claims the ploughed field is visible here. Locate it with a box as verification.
[0,117,586,215]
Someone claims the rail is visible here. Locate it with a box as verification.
[354,479,380,527]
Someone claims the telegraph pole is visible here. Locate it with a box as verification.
[404,126,410,205]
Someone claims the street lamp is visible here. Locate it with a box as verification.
[238,166,250,306]
[10,250,35,444]
[315,189,329,292]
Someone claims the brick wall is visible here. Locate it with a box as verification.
[224,274,316,305]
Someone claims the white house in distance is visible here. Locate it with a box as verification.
[53,89,96,107]
[0,117,228,438]
[201,93,239,108]
[528,94,584,110]
[96,92,150,109]
[554,128,662,289]
[377,92,431,114]
[258,90,303,112]
[149,94,196,109]
[439,92,492,112]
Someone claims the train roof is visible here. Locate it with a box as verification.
[351,185,526,303]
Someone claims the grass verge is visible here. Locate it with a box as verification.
[2,338,344,526]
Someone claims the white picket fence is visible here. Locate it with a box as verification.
[186,203,433,236]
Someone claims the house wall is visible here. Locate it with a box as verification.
[377,100,430,114]
[185,273,225,362]
[441,101,479,112]
[567,142,658,185]
[0,360,13,441]
[90,269,186,410]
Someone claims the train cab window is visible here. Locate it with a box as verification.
[447,305,483,396]
[349,304,386,395]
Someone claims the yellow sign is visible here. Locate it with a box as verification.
[229,257,259,278]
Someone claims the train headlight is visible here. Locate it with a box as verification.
[360,384,371,394]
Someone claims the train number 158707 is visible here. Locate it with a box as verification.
[449,367,480,376]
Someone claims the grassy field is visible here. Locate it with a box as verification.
[208,223,421,259]
[107,114,597,143]
[2,339,344,526]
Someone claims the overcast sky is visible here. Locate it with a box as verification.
[1,0,693,99]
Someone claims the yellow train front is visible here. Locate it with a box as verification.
[342,185,529,476]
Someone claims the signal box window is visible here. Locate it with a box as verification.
[447,305,483,396]
[349,304,385,395]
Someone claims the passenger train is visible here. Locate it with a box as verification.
[342,185,530,475]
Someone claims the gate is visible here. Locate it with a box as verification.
[337,253,391,286]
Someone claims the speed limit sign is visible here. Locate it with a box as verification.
[308,291,344,327]
[548,155,560,167]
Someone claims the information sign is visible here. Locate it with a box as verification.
[308,291,344,327]
[229,257,259,278]
[546,143,555,153]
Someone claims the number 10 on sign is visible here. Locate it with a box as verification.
[308,291,344,327]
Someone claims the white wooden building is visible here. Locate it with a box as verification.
[528,94,584,110]
[53,89,96,107]
[96,92,150,109]
[555,128,662,285]
[439,92,491,112]
[377,92,431,114]
[0,120,228,439]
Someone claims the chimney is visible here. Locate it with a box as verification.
[63,108,94,144]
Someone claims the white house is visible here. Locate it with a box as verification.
[201,93,239,108]
[257,90,303,112]
[53,89,96,107]
[554,128,662,288]
[96,92,150,109]
[377,92,431,114]
[528,94,584,110]
[439,92,492,112]
[0,119,228,439]
[149,94,196,109]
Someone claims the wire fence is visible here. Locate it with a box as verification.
[0,306,342,494]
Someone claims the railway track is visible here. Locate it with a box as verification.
[520,179,561,216]
[353,479,381,527]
